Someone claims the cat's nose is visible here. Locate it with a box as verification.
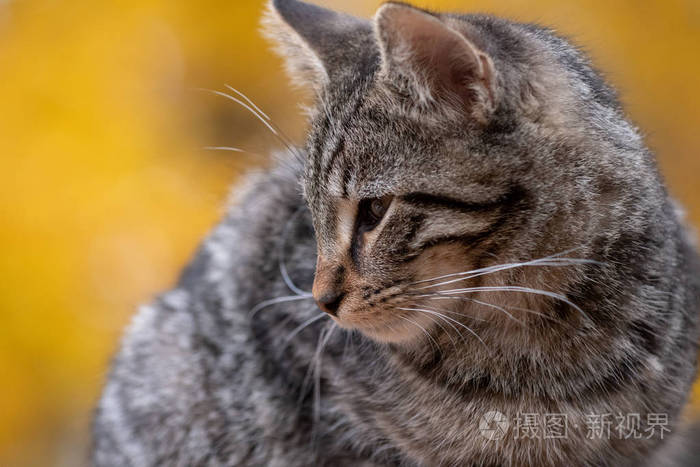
[315,290,345,316]
[312,256,347,316]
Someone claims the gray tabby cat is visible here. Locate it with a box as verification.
[92,0,700,465]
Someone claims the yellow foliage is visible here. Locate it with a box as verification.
[0,0,698,464]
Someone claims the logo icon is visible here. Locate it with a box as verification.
[479,410,509,441]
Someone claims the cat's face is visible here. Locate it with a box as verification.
[264,0,610,342]
[302,94,531,341]
[266,1,542,342]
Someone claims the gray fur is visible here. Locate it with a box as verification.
[93,1,700,465]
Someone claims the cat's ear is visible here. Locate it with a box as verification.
[374,3,497,123]
[262,0,371,91]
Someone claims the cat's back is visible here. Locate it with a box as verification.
[91,160,344,466]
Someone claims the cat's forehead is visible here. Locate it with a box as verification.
[303,126,401,203]
[303,97,496,205]
[305,92,435,193]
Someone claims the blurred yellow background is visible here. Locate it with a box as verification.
[1,0,699,465]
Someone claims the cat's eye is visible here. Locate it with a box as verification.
[358,195,393,230]
[370,198,389,220]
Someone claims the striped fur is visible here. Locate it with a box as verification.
[93,1,700,465]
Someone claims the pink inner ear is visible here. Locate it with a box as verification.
[406,16,485,104]
[377,4,495,118]
[437,36,484,103]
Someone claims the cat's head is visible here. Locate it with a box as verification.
[263,1,643,343]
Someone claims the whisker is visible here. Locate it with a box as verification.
[199,88,281,138]
[223,84,303,160]
[415,257,600,291]
[312,323,335,447]
[343,328,353,359]
[249,294,313,317]
[398,307,491,354]
[414,304,489,322]
[454,297,522,325]
[202,146,270,161]
[422,296,523,325]
[397,315,440,350]
[199,88,302,160]
[282,313,327,348]
[418,286,588,321]
[411,311,459,352]
[203,145,246,152]
[295,327,322,450]
[279,206,311,296]
[412,309,465,351]
[224,84,271,121]
[425,295,571,327]
[408,247,597,287]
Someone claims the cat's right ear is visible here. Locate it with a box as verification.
[262,0,371,91]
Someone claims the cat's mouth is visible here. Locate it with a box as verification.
[330,303,435,344]
[312,257,456,343]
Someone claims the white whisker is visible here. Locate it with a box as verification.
[413,303,489,322]
[398,307,491,353]
[454,297,523,325]
[282,313,327,347]
[418,286,588,320]
[279,206,311,296]
[425,295,569,326]
[312,323,335,446]
[249,294,313,317]
[200,88,282,139]
[224,84,271,121]
[415,257,600,291]
[413,311,459,352]
[397,315,440,350]
[408,247,597,287]
[222,84,303,160]
[203,146,245,152]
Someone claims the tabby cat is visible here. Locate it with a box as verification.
[92,1,700,465]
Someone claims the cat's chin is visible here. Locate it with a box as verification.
[336,312,436,344]
[358,327,415,344]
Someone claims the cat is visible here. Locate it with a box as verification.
[92,0,700,465]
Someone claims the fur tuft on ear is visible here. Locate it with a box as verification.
[374,2,497,123]
[261,0,372,92]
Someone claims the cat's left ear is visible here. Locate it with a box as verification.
[374,3,497,123]
[262,0,372,91]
